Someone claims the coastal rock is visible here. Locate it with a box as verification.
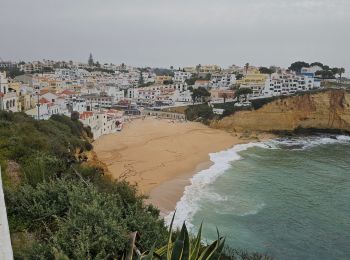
[212,90,350,133]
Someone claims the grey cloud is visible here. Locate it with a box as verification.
[0,0,349,75]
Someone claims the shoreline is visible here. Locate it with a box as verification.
[93,117,274,215]
[147,138,273,217]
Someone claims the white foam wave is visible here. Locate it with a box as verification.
[266,134,350,150]
[164,142,264,229]
[165,134,350,230]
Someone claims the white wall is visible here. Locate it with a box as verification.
[0,167,14,260]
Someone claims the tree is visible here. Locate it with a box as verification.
[339,68,345,81]
[88,53,94,67]
[71,111,79,121]
[235,87,253,102]
[191,87,210,103]
[259,67,274,75]
[185,77,197,86]
[222,93,228,103]
[138,71,144,85]
[310,62,324,68]
[288,61,309,73]
[235,73,244,80]
[205,73,211,80]
[315,70,335,79]
[244,63,250,75]
[196,64,201,75]
[163,79,173,85]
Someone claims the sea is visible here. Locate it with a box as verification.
[166,134,350,260]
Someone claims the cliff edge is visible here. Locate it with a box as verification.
[212,90,350,133]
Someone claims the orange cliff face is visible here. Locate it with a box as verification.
[211,90,350,133]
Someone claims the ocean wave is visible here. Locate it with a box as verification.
[164,142,264,229]
[165,134,350,229]
[265,134,350,151]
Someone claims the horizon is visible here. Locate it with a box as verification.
[1,0,349,76]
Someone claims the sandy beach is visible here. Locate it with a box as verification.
[94,117,271,214]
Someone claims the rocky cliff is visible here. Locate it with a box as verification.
[212,90,350,133]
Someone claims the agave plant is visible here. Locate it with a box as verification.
[128,213,225,260]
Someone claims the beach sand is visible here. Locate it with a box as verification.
[94,117,271,215]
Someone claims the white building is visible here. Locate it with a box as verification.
[25,97,61,120]
[262,72,321,97]
[106,86,125,103]
[173,71,192,83]
[79,110,123,139]
[0,72,19,112]
[210,74,236,88]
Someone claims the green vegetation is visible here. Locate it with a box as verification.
[185,103,214,124]
[288,61,345,79]
[153,68,174,77]
[164,79,174,85]
[0,112,167,259]
[85,67,115,74]
[191,87,211,103]
[235,88,253,102]
[125,214,226,259]
[0,111,272,259]
[0,67,25,78]
[258,67,275,75]
[185,77,196,86]
[138,82,155,88]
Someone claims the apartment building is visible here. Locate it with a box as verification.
[262,72,321,97]
[210,74,236,88]
[173,71,192,83]
[237,72,269,97]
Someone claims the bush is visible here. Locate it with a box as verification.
[5,178,168,259]
[185,103,214,124]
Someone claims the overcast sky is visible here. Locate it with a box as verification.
[1,0,349,74]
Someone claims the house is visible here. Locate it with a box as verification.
[0,72,19,112]
[194,80,210,89]
[210,89,235,101]
[79,110,122,139]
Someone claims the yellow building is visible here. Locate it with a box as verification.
[184,64,221,74]
[199,64,221,73]
[19,93,34,111]
[155,75,172,84]
[237,71,268,97]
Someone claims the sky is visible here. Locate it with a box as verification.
[1,0,349,75]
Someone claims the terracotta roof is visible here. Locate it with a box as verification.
[40,89,51,95]
[39,97,50,104]
[60,90,75,95]
[79,111,93,120]
[195,80,209,83]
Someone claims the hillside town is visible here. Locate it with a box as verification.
[0,56,346,139]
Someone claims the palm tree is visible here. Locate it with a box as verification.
[196,64,201,76]
[244,63,250,75]
[222,93,228,103]
[339,68,345,81]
